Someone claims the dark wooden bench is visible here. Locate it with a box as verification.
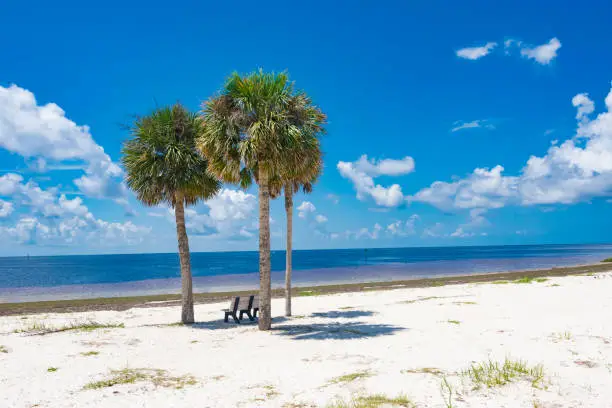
[223,295,259,323]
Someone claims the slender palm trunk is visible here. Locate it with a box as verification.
[174,193,195,324]
[284,185,293,317]
[258,168,272,330]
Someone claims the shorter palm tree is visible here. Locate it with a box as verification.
[270,92,326,316]
[122,104,220,324]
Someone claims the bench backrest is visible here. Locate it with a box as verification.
[251,295,259,309]
[228,297,239,311]
[237,296,252,311]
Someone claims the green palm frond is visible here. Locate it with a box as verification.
[199,70,326,193]
[122,103,221,207]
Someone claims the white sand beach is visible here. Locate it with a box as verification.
[1,272,612,408]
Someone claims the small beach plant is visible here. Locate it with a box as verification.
[122,104,220,324]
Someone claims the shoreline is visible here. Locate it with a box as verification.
[1,261,610,316]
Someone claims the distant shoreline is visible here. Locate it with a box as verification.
[1,261,610,316]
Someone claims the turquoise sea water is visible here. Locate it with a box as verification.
[1,244,611,302]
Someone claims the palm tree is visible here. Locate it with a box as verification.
[199,70,305,330]
[122,104,220,324]
[270,93,326,317]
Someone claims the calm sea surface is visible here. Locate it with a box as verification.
[1,244,611,302]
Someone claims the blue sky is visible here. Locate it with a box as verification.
[1,0,612,256]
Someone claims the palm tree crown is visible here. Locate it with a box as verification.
[122,103,220,208]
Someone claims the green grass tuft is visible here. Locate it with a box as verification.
[492,280,510,284]
[601,258,612,263]
[0,345,8,353]
[453,301,477,305]
[329,370,372,384]
[401,367,443,376]
[461,358,545,389]
[327,394,413,408]
[83,368,197,390]
[80,351,100,356]
[15,320,124,335]
[298,290,321,297]
[447,320,461,325]
[47,367,58,372]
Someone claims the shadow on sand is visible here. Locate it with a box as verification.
[271,322,405,340]
[310,310,376,319]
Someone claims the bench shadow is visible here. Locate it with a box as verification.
[189,316,289,331]
[310,310,376,319]
[271,322,405,340]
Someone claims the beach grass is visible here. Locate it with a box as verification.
[80,351,100,356]
[440,376,454,408]
[15,320,124,335]
[601,258,612,263]
[0,345,8,353]
[461,358,545,389]
[327,394,413,408]
[401,367,443,376]
[47,367,58,373]
[447,320,461,325]
[329,370,372,384]
[83,368,197,390]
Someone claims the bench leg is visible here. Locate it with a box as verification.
[232,313,240,324]
[246,311,254,321]
[239,311,245,320]
[224,312,229,323]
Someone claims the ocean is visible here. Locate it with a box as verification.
[1,244,611,303]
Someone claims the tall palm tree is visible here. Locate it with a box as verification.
[199,70,303,330]
[122,104,220,324]
[270,93,326,317]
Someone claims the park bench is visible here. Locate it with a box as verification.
[223,295,258,323]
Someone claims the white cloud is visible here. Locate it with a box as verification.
[386,214,419,237]
[451,120,495,132]
[0,199,13,217]
[456,42,497,60]
[0,173,24,195]
[520,37,561,65]
[337,155,415,207]
[0,85,127,201]
[412,84,612,213]
[353,155,415,176]
[315,214,328,223]
[163,188,258,240]
[572,93,595,122]
[297,201,316,218]
[450,227,474,238]
[355,223,382,240]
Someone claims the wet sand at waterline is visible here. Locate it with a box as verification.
[1,270,612,407]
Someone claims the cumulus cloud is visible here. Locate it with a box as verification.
[337,155,415,207]
[451,119,495,133]
[315,214,328,223]
[520,37,561,65]
[297,201,317,218]
[456,42,497,60]
[161,188,258,240]
[0,84,127,201]
[412,84,612,214]
[386,214,419,237]
[0,199,13,218]
[0,176,149,246]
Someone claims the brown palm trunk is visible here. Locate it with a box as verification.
[174,193,195,324]
[258,168,272,330]
[284,185,293,317]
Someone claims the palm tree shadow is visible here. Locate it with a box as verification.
[310,310,376,319]
[271,322,405,340]
[189,316,290,331]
